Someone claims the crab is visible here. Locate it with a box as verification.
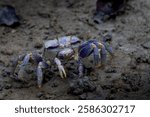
[0,5,19,26]
[94,0,126,24]
[78,34,113,77]
[14,35,113,88]
[14,36,81,88]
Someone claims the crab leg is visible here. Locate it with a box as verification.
[20,53,31,67]
[16,53,32,80]
[102,35,113,56]
[103,42,113,56]
[36,62,43,88]
[92,44,100,66]
[91,43,101,67]
[100,45,107,66]
[78,58,84,78]
[54,57,66,78]
[36,61,49,88]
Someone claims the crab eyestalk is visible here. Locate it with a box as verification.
[54,58,66,78]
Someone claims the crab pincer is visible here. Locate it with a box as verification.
[79,40,101,66]
[54,58,66,78]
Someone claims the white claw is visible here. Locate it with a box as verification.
[58,65,66,78]
[62,66,66,78]
[55,58,67,78]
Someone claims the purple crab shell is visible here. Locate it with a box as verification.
[58,36,81,46]
[44,39,59,49]
[45,36,81,49]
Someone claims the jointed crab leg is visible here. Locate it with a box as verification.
[100,45,107,66]
[102,35,113,56]
[36,62,43,88]
[78,58,84,78]
[54,57,66,78]
[20,53,31,67]
[92,43,100,66]
[36,61,49,88]
[16,53,32,80]
[103,42,113,56]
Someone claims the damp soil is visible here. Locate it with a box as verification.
[0,0,150,100]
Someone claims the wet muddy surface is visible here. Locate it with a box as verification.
[0,0,150,99]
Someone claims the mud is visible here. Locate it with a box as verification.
[0,0,150,99]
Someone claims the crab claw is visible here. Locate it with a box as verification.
[78,41,95,58]
[54,58,66,78]
[79,40,101,67]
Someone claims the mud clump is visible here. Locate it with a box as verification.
[68,76,96,95]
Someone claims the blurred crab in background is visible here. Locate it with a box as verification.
[78,34,113,77]
[0,5,19,26]
[94,0,126,23]
[14,36,81,88]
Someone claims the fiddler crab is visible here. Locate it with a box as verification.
[14,35,113,88]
